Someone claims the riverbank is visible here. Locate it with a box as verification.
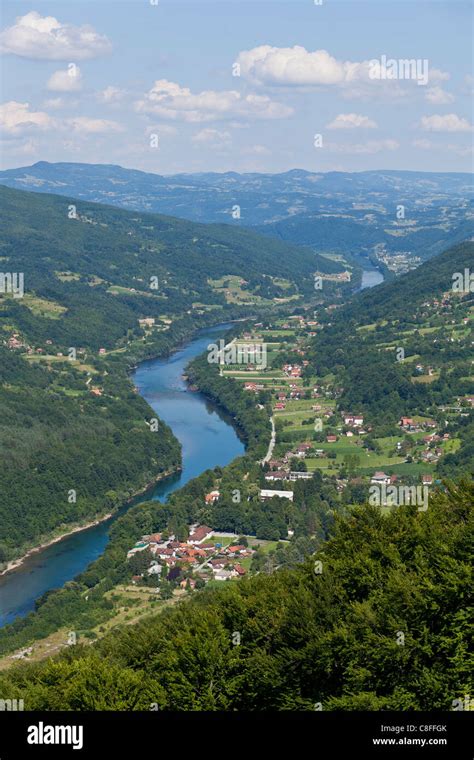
[0,323,243,631]
[0,515,113,578]
[0,318,236,580]
[0,467,179,579]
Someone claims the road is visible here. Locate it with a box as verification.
[261,416,276,465]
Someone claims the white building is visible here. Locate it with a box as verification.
[260,489,294,502]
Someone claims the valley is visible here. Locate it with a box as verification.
[0,183,471,715]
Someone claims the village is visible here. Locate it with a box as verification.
[220,293,472,502]
[126,507,258,590]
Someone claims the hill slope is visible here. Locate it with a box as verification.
[0,185,339,350]
[0,185,340,561]
[0,481,471,710]
[1,163,471,264]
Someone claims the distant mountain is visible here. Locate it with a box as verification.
[1,163,472,264]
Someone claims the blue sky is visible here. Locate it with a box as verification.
[1,0,472,174]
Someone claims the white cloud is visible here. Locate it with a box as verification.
[425,87,454,105]
[135,79,293,122]
[42,97,79,110]
[463,75,474,95]
[236,46,362,86]
[326,113,377,129]
[66,117,123,135]
[429,68,450,83]
[0,101,55,134]
[0,11,112,60]
[235,46,453,104]
[145,124,177,137]
[420,113,472,132]
[242,144,271,156]
[47,66,82,92]
[327,139,399,154]
[412,138,435,150]
[0,136,39,157]
[192,128,231,147]
[97,86,126,104]
[446,143,474,158]
[447,143,474,157]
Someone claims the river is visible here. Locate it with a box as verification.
[0,266,385,628]
[0,323,244,627]
[359,268,384,290]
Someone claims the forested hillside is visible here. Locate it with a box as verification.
[0,344,180,561]
[329,240,473,325]
[304,241,474,477]
[0,185,340,352]
[0,185,344,561]
[0,163,471,264]
[0,481,470,710]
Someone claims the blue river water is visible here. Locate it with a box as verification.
[0,265,385,628]
[0,323,244,627]
[360,268,384,290]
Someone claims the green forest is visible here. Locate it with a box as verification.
[0,481,471,710]
[0,185,345,560]
[0,187,471,713]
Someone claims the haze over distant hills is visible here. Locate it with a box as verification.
[1,163,472,268]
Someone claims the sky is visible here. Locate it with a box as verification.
[1,0,473,174]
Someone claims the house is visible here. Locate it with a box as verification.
[265,470,288,482]
[344,414,364,427]
[260,489,294,502]
[421,474,433,486]
[156,547,174,558]
[209,558,227,569]
[227,545,246,555]
[274,402,286,411]
[99,348,106,355]
[297,442,312,453]
[326,435,338,443]
[139,317,155,328]
[205,491,220,504]
[282,364,302,378]
[189,525,213,544]
[289,471,313,481]
[214,569,237,581]
[234,564,246,576]
[268,459,285,470]
[399,417,415,429]
[371,471,391,486]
